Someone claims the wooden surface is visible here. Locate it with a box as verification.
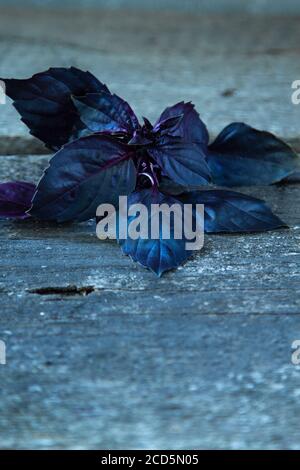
[0,0,299,14]
[0,8,300,450]
[1,9,300,153]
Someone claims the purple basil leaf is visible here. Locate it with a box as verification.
[117,189,196,276]
[148,135,211,186]
[208,122,300,186]
[142,117,153,130]
[0,181,36,219]
[2,67,109,150]
[179,189,287,232]
[154,101,209,145]
[128,132,153,146]
[30,135,136,222]
[159,178,186,196]
[72,92,139,136]
[153,114,183,133]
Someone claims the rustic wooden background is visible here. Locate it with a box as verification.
[0,5,299,449]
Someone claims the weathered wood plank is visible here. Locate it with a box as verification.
[0,9,300,450]
[1,9,300,153]
[1,0,299,14]
[0,313,300,449]
[0,163,300,449]
[0,155,299,316]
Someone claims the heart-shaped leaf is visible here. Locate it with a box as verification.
[30,135,137,222]
[117,189,203,276]
[2,67,109,150]
[148,135,211,186]
[208,123,300,186]
[72,92,139,136]
[154,101,209,145]
[179,189,287,232]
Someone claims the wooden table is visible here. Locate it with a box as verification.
[0,8,299,449]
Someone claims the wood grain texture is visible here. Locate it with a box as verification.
[0,9,300,450]
[0,155,300,449]
[0,0,299,14]
[1,157,299,316]
[1,9,300,153]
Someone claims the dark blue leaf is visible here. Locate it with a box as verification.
[179,189,287,232]
[153,101,209,145]
[148,135,211,186]
[142,117,153,130]
[159,177,188,196]
[2,67,109,150]
[30,135,136,222]
[117,189,200,276]
[72,92,139,136]
[0,181,36,219]
[208,122,300,186]
[153,114,183,133]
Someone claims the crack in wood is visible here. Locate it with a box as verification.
[28,285,95,297]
